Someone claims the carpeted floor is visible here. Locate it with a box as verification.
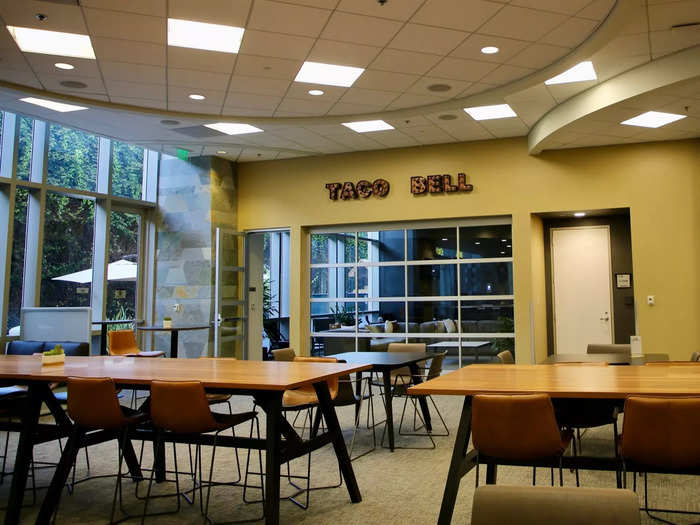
[1,386,699,524]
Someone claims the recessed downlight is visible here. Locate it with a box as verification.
[54,62,74,70]
[574,212,586,217]
[189,93,206,100]
[308,89,324,96]
[481,46,499,54]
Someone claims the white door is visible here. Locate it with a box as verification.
[551,226,613,354]
[214,228,246,358]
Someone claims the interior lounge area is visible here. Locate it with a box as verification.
[0,0,698,523]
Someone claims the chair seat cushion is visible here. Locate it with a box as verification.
[206,393,232,404]
[283,388,319,408]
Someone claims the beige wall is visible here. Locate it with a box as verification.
[237,137,700,361]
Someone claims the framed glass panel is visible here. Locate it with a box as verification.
[310,232,355,264]
[358,300,405,327]
[358,229,404,262]
[407,227,456,260]
[356,265,405,298]
[407,264,457,297]
[407,300,458,326]
[111,141,144,200]
[460,300,514,333]
[6,187,28,335]
[47,124,98,191]
[16,117,33,181]
[459,225,512,259]
[106,210,139,322]
[460,262,513,295]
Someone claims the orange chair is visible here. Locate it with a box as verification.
[107,330,164,357]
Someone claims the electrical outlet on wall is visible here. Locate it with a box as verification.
[647,295,655,306]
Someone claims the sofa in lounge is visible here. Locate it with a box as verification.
[5,340,90,356]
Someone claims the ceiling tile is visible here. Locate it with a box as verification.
[0,1,87,33]
[539,17,599,47]
[239,30,315,61]
[336,0,423,21]
[383,115,433,128]
[425,113,494,141]
[81,0,166,17]
[281,0,340,8]
[368,130,421,148]
[321,12,403,47]
[285,83,347,103]
[83,8,165,43]
[276,97,336,115]
[220,107,275,117]
[91,38,166,66]
[100,62,166,84]
[327,101,389,114]
[389,24,469,55]
[399,124,457,144]
[370,49,443,75]
[648,1,700,31]
[406,77,472,98]
[411,0,504,33]
[234,55,303,80]
[594,54,649,83]
[479,6,568,42]
[104,79,166,100]
[650,28,700,59]
[111,96,167,109]
[168,0,251,26]
[306,39,382,68]
[353,69,420,91]
[248,0,331,38]
[622,92,679,110]
[479,64,534,85]
[168,101,222,114]
[168,86,227,106]
[36,73,107,94]
[238,148,280,162]
[510,0,592,15]
[545,80,597,103]
[457,82,497,97]
[228,76,291,97]
[428,57,499,82]
[0,70,41,89]
[386,93,445,110]
[24,54,102,78]
[505,83,556,104]
[450,34,530,63]
[576,0,617,21]
[338,87,398,107]
[168,68,231,90]
[619,5,650,35]
[167,47,237,73]
[223,92,282,110]
[507,43,569,69]
[477,117,529,137]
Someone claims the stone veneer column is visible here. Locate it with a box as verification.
[154,155,237,358]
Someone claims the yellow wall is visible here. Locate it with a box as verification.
[237,137,700,361]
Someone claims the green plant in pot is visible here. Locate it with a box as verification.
[330,304,355,328]
[163,316,172,329]
[492,316,514,352]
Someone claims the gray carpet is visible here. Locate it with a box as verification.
[0,387,698,524]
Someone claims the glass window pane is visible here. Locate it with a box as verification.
[407,264,457,296]
[407,227,456,260]
[460,300,514,333]
[111,141,143,200]
[6,188,28,335]
[460,262,513,295]
[106,211,139,322]
[310,232,356,264]
[358,300,405,327]
[357,266,404,298]
[16,117,33,181]
[459,225,512,259]
[407,301,458,326]
[310,268,356,299]
[40,192,95,307]
[358,229,404,262]
[47,124,98,191]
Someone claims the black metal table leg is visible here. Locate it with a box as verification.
[100,324,108,356]
[170,330,179,358]
[438,396,477,525]
[5,384,43,525]
[313,381,362,503]
[259,393,282,525]
[408,362,432,432]
[120,437,143,481]
[382,370,395,451]
[486,463,498,484]
[354,370,363,422]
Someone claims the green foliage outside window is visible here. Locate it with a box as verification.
[112,141,143,200]
[16,117,32,181]
[48,124,98,191]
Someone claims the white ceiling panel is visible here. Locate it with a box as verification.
[511,0,593,16]
[368,129,421,148]
[36,73,106,94]
[239,30,315,61]
[100,62,165,84]
[306,40,382,68]
[0,1,88,34]
[167,68,231,91]
[648,0,700,31]
[386,93,445,110]
[576,0,617,21]
[389,24,469,56]
[545,80,597,103]
[327,101,390,115]
[400,124,457,144]
[104,79,166,100]
[411,0,504,33]
[223,92,282,110]
[247,0,331,38]
[275,97,337,116]
[23,54,102,78]
[406,77,472,99]
[168,86,227,106]
[479,64,535,85]
[338,87,398,107]
[228,76,291,97]
[320,12,403,47]
[233,55,303,80]
[168,0,252,26]
[479,6,568,42]
[450,34,530,63]
[91,38,166,67]
[111,96,167,110]
[650,28,700,59]
[353,70,420,91]
[167,47,237,73]
[336,0,424,21]
[369,49,443,75]
[428,57,499,82]
[81,0,166,17]
[508,43,570,69]
[540,17,599,48]
[83,8,165,44]
[167,101,222,114]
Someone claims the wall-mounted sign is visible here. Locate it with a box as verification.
[326,179,390,200]
[411,173,473,195]
[615,273,632,288]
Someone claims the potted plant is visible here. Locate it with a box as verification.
[330,304,355,328]
[163,316,172,329]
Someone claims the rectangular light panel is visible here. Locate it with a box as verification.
[342,120,394,133]
[204,123,263,135]
[620,111,687,128]
[7,26,95,59]
[545,61,597,85]
[20,97,87,113]
[295,61,364,88]
[168,19,245,54]
[463,104,517,121]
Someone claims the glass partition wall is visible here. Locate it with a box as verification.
[0,111,157,352]
[310,219,515,366]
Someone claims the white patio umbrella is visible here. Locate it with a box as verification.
[51,258,137,284]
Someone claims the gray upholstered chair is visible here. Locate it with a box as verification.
[587,344,631,356]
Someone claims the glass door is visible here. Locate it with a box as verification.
[214,228,246,358]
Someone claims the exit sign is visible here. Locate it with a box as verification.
[176,148,190,160]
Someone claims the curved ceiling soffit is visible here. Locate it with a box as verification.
[0,0,637,128]
[528,44,700,154]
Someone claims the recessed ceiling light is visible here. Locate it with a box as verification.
[501,239,508,242]
[507,244,511,248]
[308,89,325,96]
[464,104,517,120]
[20,97,87,113]
[620,111,687,128]
[167,18,244,54]
[54,62,74,70]
[189,93,206,100]
[342,120,394,133]
[216,150,227,154]
[481,46,499,54]
[545,61,597,85]
[7,26,95,59]
[204,122,263,135]
[441,238,448,241]
[295,61,364,88]
[574,212,586,217]
[474,241,481,245]
[500,251,506,255]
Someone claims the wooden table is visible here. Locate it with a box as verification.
[407,364,700,525]
[0,355,371,525]
[136,324,210,358]
[333,351,434,452]
[542,353,669,365]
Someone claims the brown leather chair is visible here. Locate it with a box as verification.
[107,329,165,357]
[620,396,700,520]
[143,380,258,523]
[587,344,631,356]
[496,350,514,364]
[472,394,573,486]
[271,348,296,361]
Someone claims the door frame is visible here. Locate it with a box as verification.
[550,225,615,354]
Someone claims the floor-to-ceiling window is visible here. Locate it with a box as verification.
[310,219,515,366]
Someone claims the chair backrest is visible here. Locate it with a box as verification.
[387,342,426,353]
[67,377,128,430]
[108,329,139,356]
[150,380,218,434]
[6,341,44,355]
[272,348,296,361]
[587,344,631,356]
[292,356,339,399]
[621,396,700,469]
[496,350,514,364]
[472,394,565,460]
[426,352,447,381]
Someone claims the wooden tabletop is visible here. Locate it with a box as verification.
[407,364,700,399]
[0,355,371,391]
[137,324,211,331]
[542,353,669,365]
[333,351,432,368]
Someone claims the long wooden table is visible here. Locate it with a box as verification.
[0,355,371,525]
[407,364,700,525]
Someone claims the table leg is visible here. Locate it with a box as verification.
[408,362,432,432]
[258,393,282,525]
[354,370,362,422]
[313,381,362,503]
[486,463,498,484]
[438,396,477,525]
[120,437,143,481]
[382,370,395,452]
[100,324,108,356]
[5,384,43,525]
[170,330,179,358]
